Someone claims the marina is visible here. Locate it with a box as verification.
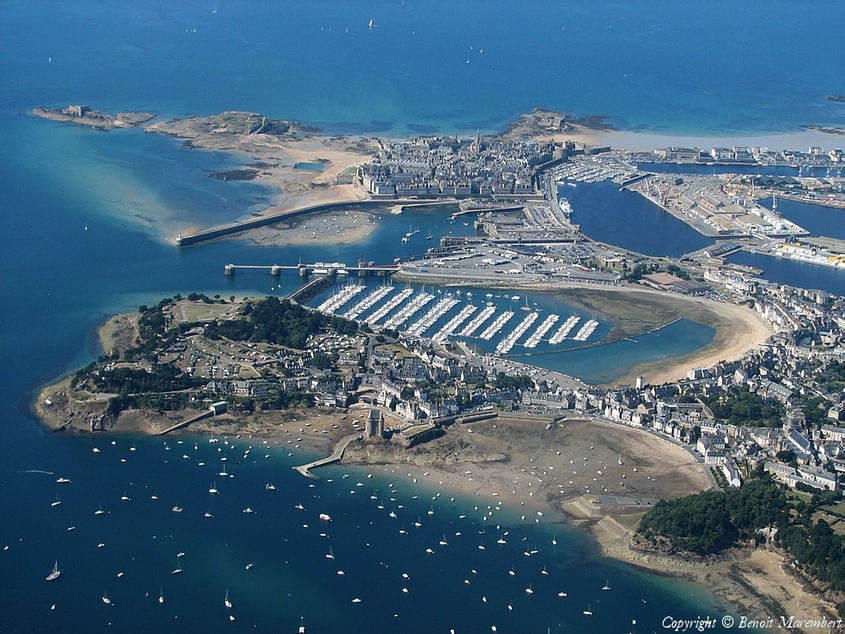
[307,282,605,354]
[572,319,600,342]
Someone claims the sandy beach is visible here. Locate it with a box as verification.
[244,209,379,247]
[143,112,377,244]
[574,288,775,386]
[527,118,845,154]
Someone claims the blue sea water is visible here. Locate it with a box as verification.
[2,1,844,135]
[2,0,843,631]
[563,182,714,257]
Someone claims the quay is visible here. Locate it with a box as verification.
[223,262,400,278]
[451,204,523,218]
[176,198,443,246]
[293,434,360,479]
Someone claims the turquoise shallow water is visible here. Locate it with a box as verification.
[2,1,842,631]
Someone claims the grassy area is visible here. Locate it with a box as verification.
[614,512,647,532]
[172,299,239,324]
[786,490,814,504]
[819,501,845,518]
[812,511,845,535]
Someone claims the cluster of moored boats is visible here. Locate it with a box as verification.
[315,286,600,352]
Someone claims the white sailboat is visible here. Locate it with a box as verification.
[158,587,165,604]
[45,561,61,582]
[583,603,593,616]
[224,589,233,609]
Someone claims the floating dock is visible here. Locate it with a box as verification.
[382,292,434,330]
[524,314,559,348]
[548,316,580,344]
[342,286,394,320]
[406,298,458,337]
[315,284,364,314]
[496,312,538,355]
[458,305,496,337]
[572,319,599,342]
[432,304,477,343]
[478,310,515,341]
[365,288,414,326]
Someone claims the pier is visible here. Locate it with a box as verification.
[224,262,400,278]
[157,410,213,436]
[293,434,359,479]
[451,204,523,218]
[287,277,333,304]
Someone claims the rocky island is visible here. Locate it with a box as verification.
[30,105,155,129]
